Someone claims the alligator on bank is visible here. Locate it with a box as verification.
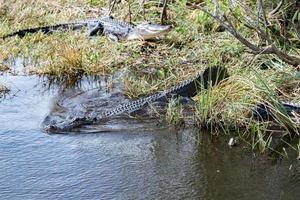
[42,66,229,133]
[1,16,172,41]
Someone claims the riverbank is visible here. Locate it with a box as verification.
[0,0,299,158]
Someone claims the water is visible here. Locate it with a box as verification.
[0,75,299,200]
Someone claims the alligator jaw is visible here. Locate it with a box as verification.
[126,23,172,40]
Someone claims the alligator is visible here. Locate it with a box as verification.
[1,16,172,41]
[42,65,300,133]
[42,66,229,133]
[254,101,300,120]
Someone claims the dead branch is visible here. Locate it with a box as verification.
[228,6,270,44]
[268,0,283,17]
[256,0,269,27]
[192,2,300,67]
[234,0,268,28]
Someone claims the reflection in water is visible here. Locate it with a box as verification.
[197,136,300,200]
[0,75,299,199]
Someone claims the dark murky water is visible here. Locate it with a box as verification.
[1,75,299,200]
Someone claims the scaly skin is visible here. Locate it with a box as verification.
[254,101,300,120]
[43,65,300,132]
[43,66,229,132]
[1,16,172,41]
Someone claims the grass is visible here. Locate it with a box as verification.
[0,0,300,158]
[166,98,185,125]
[0,0,239,88]
[0,84,9,97]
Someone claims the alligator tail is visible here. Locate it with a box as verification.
[253,102,300,120]
[168,66,229,98]
[281,102,300,115]
[1,22,88,39]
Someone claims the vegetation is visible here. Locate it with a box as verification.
[0,84,9,97]
[0,0,299,158]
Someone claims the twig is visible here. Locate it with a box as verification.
[108,0,117,16]
[229,5,272,45]
[128,0,132,23]
[192,3,300,67]
[160,0,168,25]
[257,0,269,27]
[139,0,146,20]
[235,0,267,27]
[197,6,262,52]
[228,0,237,9]
[268,0,283,17]
[212,0,221,15]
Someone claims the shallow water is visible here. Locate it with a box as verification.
[0,75,299,200]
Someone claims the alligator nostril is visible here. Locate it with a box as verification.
[167,25,173,30]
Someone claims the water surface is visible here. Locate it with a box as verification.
[0,75,299,200]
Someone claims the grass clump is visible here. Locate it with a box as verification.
[194,67,300,157]
[166,98,185,125]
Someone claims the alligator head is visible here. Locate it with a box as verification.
[127,22,172,40]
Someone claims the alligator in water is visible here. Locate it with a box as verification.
[1,16,172,41]
[42,65,300,133]
[42,66,229,133]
